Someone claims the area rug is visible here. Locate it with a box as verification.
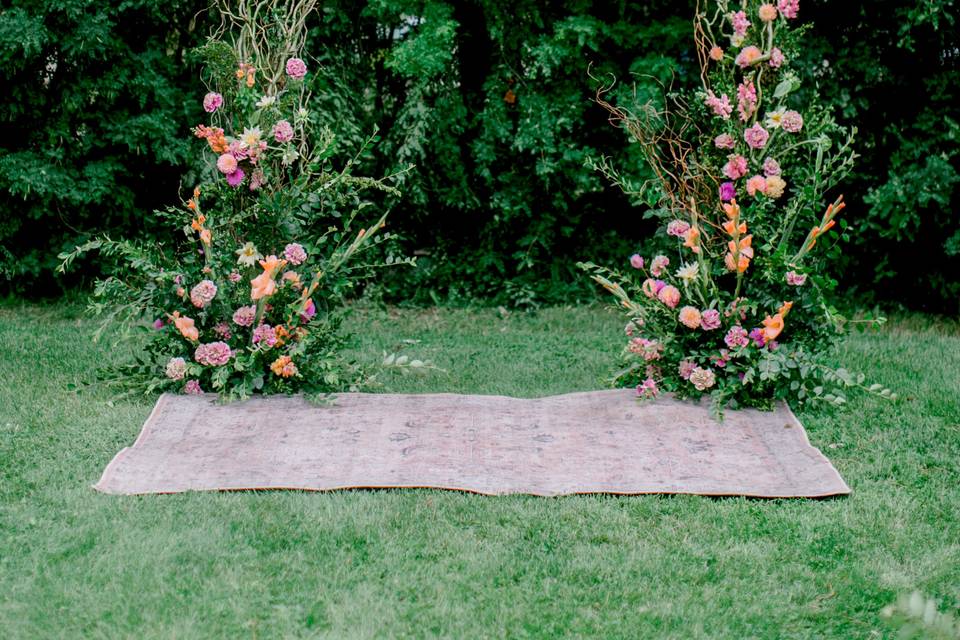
[93,390,850,498]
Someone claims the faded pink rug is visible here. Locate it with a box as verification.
[94,390,850,498]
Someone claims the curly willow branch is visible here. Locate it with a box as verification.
[213,0,317,93]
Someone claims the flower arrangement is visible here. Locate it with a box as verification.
[59,0,420,399]
[581,0,894,414]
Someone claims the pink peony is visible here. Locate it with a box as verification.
[777,0,799,19]
[763,157,781,176]
[183,379,203,395]
[737,80,757,121]
[782,110,804,133]
[285,57,308,79]
[165,357,187,380]
[714,133,736,149]
[735,46,763,68]
[725,325,750,349]
[194,341,233,367]
[189,279,217,308]
[650,255,670,277]
[704,91,733,120]
[226,169,245,187]
[746,175,768,197]
[216,153,238,174]
[667,220,691,237]
[203,92,223,113]
[232,305,256,327]
[786,270,808,286]
[700,309,722,330]
[284,243,308,265]
[658,285,681,308]
[769,47,785,68]
[723,155,749,180]
[273,119,294,143]
[744,123,770,149]
[730,10,751,36]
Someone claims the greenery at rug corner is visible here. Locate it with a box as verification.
[2,0,959,311]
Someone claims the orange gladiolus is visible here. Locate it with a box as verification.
[171,311,199,342]
[199,229,212,245]
[190,214,206,232]
[683,226,701,254]
[778,301,794,316]
[187,199,196,211]
[250,255,288,301]
[193,186,201,199]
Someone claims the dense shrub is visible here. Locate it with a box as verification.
[2,0,958,310]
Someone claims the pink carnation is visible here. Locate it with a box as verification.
[650,255,670,277]
[724,325,750,349]
[190,279,218,308]
[786,270,808,286]
[284,243,307,265]
[735,46,763,68]
[763,157,781,176]
[746,175,768,197]
[273,119,294,143]
[194,341,233,367]
[782,110,804,133]
[777,0,799,19]
[723,155,749,180]
[730,10,751,36]
[203,92,223,113]
[232,305,256,327]
[704,91,733,120]
[744,123,770,149]
[769,47,785,68]
[667,220,691,237]
[737,80,757,121]
[700,309,722,330]
[714,133,736,149]
[285,57,308,79]
[252,323,278,347]
[183,380,203,395]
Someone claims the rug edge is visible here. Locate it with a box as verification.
[92,394,172,494]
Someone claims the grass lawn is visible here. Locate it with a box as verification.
[1,303,958,638]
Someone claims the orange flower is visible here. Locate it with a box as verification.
[199,229,212,245]
[193,186,201,199]
[250,255,288,301]
[761,313,785,342]
[170,311,199,342]
[725,235,754,273]
[778,301,794,316]
[683,226,701,254]
[270,355,298,378]
[190,214,206,232]
[187,199,196,211]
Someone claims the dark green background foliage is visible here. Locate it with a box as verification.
[2,0,958,309]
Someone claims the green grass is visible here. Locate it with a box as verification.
[1,303,958,639]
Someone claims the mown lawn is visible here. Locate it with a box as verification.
[1,303,958,639]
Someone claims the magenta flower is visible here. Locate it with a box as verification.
[153,318,165,330]
[700,309,722,330]
[636,377,660,399]
[284,243,308,265]
[226,169,245,187]
[183,380,203,395]
[300,298,317,323]
[203,92,223,113]
[749,328,767,347]
[719,182,737,201]
[744,123,770,149]
[285,57,308,79]
[786,270,808,286]
[272,119,294,143]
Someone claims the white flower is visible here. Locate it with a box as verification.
[240,127,263,148]
[235,242,261,267]
[676,263,700,283]
[689,367,716,391]
[281,146,300,166]
[730,34,745,47]
[765,108,786,129]
[256,95,277,109]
